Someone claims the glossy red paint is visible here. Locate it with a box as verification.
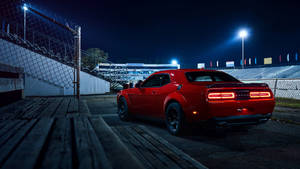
[117,69,275,126]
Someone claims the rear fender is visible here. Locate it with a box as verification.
[163,92,188,115]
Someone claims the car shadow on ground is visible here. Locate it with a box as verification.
[125,117,300,152]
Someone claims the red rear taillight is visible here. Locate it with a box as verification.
[250,91,271,98]
[208,92,235,100]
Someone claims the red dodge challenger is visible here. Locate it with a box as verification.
[117,69,275,135]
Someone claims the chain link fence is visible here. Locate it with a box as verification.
[243,79,300,100]
[0,0,128,92]
[0,0,77,90]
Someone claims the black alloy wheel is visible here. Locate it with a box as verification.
[165,102,185,135]
[118,97,130,121]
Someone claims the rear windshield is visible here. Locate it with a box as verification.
[185,71,239,82]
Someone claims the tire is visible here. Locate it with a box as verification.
[165,102,185,136]
[118,97,131,121]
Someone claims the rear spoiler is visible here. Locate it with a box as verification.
[207,83,269,88]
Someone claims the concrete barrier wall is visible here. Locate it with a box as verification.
[0,78,24,92]
[0,39,110,96]
[0,63,24,93]
[243,79,300,99]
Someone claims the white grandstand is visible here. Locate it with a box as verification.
[95,63,180,84]
[222,65,300,80]
[221,65,300,99]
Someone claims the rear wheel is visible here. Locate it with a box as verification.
[118,97,131,121]
[165,102,185,136]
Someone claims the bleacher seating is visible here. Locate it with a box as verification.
[222,65,300,80]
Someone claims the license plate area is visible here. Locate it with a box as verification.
[235,90,250,100]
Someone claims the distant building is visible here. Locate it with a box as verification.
[95,63,180,84]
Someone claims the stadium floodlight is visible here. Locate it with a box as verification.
[171,59,178,65]
[238,29,248,69]
[23,5,28,11]
[171,59,180,69]
[239,29,248,38]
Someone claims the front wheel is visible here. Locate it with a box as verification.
[165,102,185,136]
[117,97,131,121]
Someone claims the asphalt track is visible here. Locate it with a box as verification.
[84,95,300,169]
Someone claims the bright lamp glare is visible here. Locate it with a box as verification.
[239,30,248,38]
[23,5,28,11]
[171,60,178,65]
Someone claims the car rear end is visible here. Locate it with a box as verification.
[183,70,275,127]
[206,83,275,127]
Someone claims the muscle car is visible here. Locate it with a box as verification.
[117,69,275,135]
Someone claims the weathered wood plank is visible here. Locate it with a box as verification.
[112,127,153,169]
[0,120,7,130]
[15,98,43,119]
[0,120,21,138]
[0,98,36,120]
[55,98,71,117]
[31,98,52,119]
[23,98,49,119]
[130,126,183,169]
[1,118,54,169]
[67,97,78,114]
[73,117,112,169]
[124,126,175,169]
[116,126,166,169]
[133,126,192,169]
[0,120,27,147]
[89,117,144,169]
[0,119,37,166]
[40,97,63,118]
[39,118,73,169]
[0,99,27,116]
[138,126,208,169]
[79,100,90,116]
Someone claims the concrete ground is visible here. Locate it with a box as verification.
[84,95,300,169]
[273,106,300,124]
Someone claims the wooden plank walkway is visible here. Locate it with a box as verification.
[112,125,207,169]
[0,97,207,169]
[0,97,87,120]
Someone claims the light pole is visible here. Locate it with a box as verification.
[239,30,248,69]
[23,5,28,41]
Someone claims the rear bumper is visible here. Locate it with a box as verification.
[208,113,272,127]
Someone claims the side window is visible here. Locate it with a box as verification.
[194,75,213,82]
[142,75,161,87]
[160,74,171,86]
[142,74,170,88]
[213,75,223,81]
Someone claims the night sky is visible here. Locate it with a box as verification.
[29,0,300,68]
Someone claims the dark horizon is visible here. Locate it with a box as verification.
[29,0,300,68]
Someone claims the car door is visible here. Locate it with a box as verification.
[149,74,173,118]
[136,74,162,117]
[140,74,173,118]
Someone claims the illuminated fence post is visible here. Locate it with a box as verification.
[75,26,81,99]
[274,79,278,97]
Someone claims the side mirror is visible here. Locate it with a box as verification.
[135,80,143,88]
[123,84,129,89]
